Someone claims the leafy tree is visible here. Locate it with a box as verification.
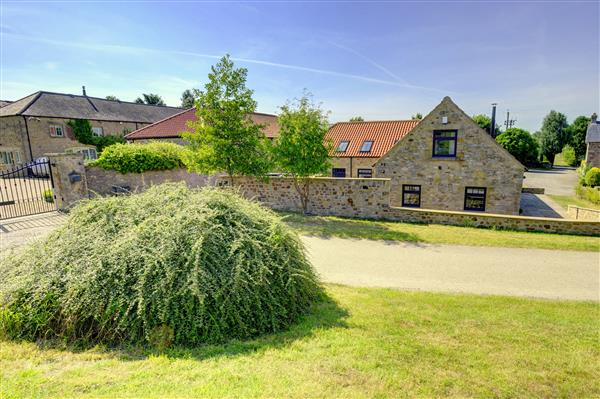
[66,119,125,153]
[272,92,331,214]
[134,93,166,106]
[181,89,195,108]
[495,127,539,165]
[182,55,271,185]
[567,116,590,162]
[411,113,423,120]
[472,114,501,136]
[539,110,569,165]
[105,95,119,101]
[349,116,364,122]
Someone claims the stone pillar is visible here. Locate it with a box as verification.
[46,153,88,211]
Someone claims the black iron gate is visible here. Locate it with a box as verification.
[0,159,56,220]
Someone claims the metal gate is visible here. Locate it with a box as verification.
[0,159,56,220]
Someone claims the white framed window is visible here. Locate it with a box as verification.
[92,127,104,137]
[49,125,64,137]
[0,150,22,165]
[81,148,98,160]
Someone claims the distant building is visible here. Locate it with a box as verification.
[0,90,182,166]
[585,113,600,168]
[125,108,280,143]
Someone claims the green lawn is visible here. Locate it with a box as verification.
[282,213,599,252]
[548,194,600,211]
[1,285,598,398]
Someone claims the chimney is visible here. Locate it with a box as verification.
[490,103,497,138]
[592,113,598,123]
[82,86,87,96]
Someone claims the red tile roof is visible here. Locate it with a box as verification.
[125,108,279,140]
[326,119,420,158]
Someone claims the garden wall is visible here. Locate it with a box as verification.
[567,205,600,222]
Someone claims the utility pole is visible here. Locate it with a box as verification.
[504,110,516,130]
[490,103,497,138]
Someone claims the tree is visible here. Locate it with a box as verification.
[182,55,271,185]
[472,114,501,136]
[272,92,331,213]
[105,95,119,101]
[349,116,364,122]
[411,113,423,120]
[539,110,569,165]
[567,116,590,162]
[495,127,539,165]
[134,93,166,106]
[181,89,195,108]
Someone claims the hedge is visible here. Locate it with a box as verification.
[89,142,189,174]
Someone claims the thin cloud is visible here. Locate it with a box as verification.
[5,33,452,93]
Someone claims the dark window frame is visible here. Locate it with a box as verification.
[359,140,374,153]
[357,168,372,178]
[402,184,421,208]
[332,168,346,178]
[464,186,486,211]
[432,129,457,158]
[336,140,350,152]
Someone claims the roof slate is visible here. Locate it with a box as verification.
[125,108,280,140]
[586,122,600,143]
[326,119,421,158]
[0,91,183,123]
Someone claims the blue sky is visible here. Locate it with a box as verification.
[1,1,598,131]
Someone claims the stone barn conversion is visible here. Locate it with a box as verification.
[125,108,280,143]
[0,90,182,166]
[375,96,525,215]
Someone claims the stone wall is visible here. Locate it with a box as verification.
[567,205,600,222]
[0,116,29,168]
[85,166,216,196]
[375,97,525,215]
[586,142,600,168]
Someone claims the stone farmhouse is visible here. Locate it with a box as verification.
[0,90,183,166]
[585,112,600,168]
[374,97,525,214]
[125,108,280,143]
[326,119,420,178]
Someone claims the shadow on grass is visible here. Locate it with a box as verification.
[31,292,349,363]
[280,212,422,245]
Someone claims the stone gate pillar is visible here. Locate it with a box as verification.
[46,153,88,211]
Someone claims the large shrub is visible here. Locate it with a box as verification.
[495,128,539,165]
[90,142,189,173]
[584,167,600,187]
[576,184,600,205]
[0,184,322,346]
[66,119,126,153]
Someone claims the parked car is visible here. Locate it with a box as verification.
[28,157,50,177]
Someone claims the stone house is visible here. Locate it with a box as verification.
[125,108,280,143]
[0,90,183,167]
[585,113,600,168]
[374,97,525,215]
[325,119,420,178]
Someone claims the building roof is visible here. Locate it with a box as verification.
[0,91,183,123]
[586,121,600,143]
[0,100,13,108]
[326,119,421,158]
[125,108,280,140]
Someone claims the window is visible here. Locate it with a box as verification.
[360,140,373,153]
[49,125,64,137]
[0,150,21,165]
[357,168,372,178]
[432,130,457,157]
[332,168,346,177]
[402,185,421,208]
[81,148,98,160]
[92,127,104,137]
[464,187,486,211]
[336,140,350,152]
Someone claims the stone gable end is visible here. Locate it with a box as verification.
[375,97,525,215]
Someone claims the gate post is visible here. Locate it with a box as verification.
[46,153,88,211]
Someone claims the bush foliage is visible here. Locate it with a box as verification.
[495,128,539,165]
[0,184,323,346]
[584,167,600,187]
[560,145,578,167]
[89,142,189,174]
[66,119,126,153]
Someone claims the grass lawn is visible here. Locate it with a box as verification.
[548,194,600,211]
[1,285,598,398]
[282,213,599,252]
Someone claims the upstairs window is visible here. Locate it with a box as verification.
[360,140,373,153]
[464,187,486,211]
[336,140,350,152]
[432,130,457,157]
[92,127,104,137]
[49,125,64,137]
[402,185,421,208]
